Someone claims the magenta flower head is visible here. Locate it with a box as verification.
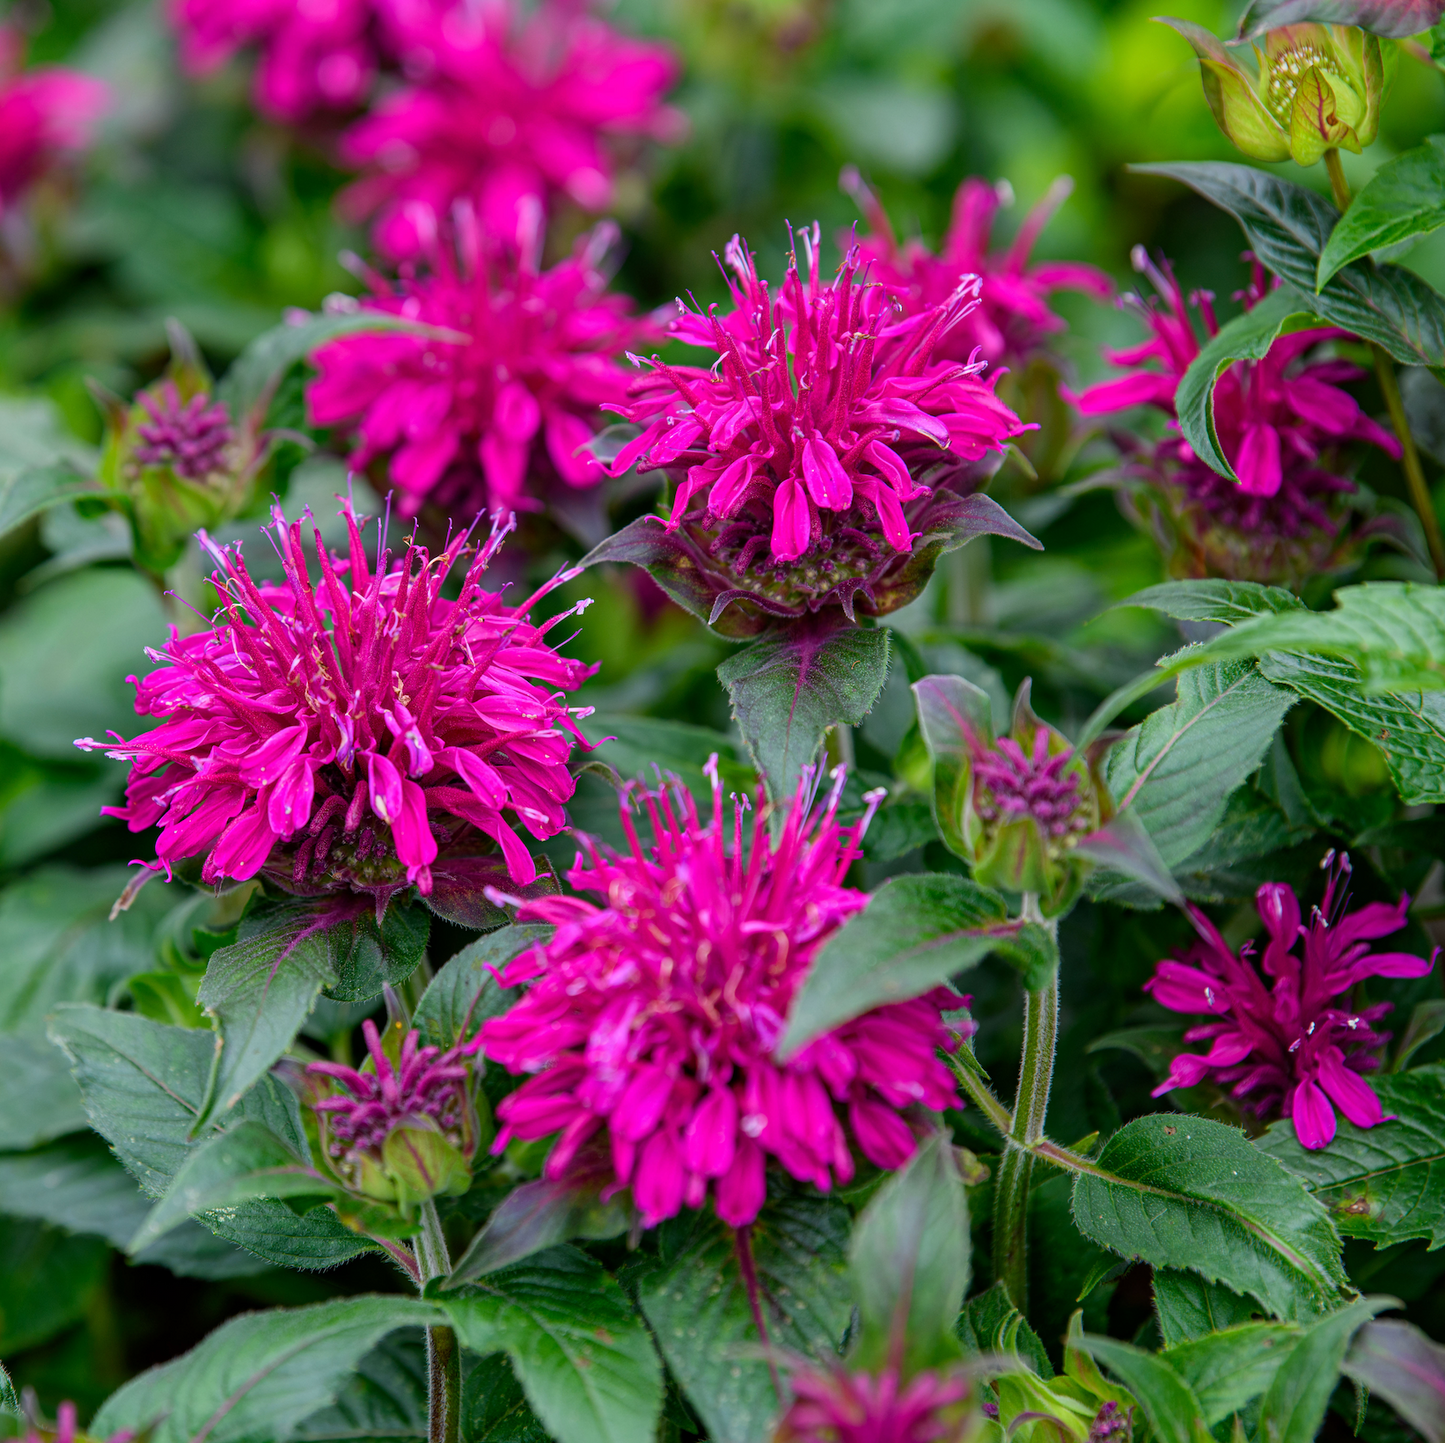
[0,28,108,218]
[597,227,1035,637]
[75,501,595,907]
[308,211,649,520]
[132,380,234,479]
[843,168,1112,370]
[1070,251,1402,584]
[338,0,683,260]
[775,1364,983,1443]
[478,762,965,1229]
[307,1017,480,1218]
[1145,853,1437,1149]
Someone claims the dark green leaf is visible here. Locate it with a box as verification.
[1237,0,1445,39]
[848,1134,969,1371]
[1255,1065,1445,1249]
[129,1119,336,1254]
[1162,1321,1302,1426]
[92,1294,442,1443]
[1394,1001,1445,1072]
[1133,163,1445,367]
[461,1352,551,1443]
[638,1196,852,1443]
[1257,1296,1391,1443]
[1102,662,1294,869]
[577,713,755,800]
[1320,137,1445,287]
[48,1003,368,1270]
[1343,1319,1445,1443]
[717,625,891,802]
[414,925,550,1053]
[0,461,100,539]
[1070,1115,1348,1321]
[295,1330,427,1443]
[777,873,1016,1057]
[0,1217,109,1352]
[1152,1269,1259,1346]
[0,1133,265,1279]
[447,1173,632,1283]
[441,1246,663,1443]
[0,1035,87,1148]
[1077,1334,1209,1443]
[958,1280,1053,1377]
[1175,289,1320,479]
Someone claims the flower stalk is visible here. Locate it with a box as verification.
[992,893,1060,1310]
[1323,146,1445,578]
[416,1198,460,1443]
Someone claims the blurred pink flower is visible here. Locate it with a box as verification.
[338,0,682,259]
[606,227,1029,565]
[845,169,1112,369]
[168,0,380,121]
[20,1400,133,1443]
[1070,252,1400,537]
[134,380,235,479]
[0,29,108,216]
[308,213,647,517]
[76,502,594,900]
[1146,853,1436,1149]
[479,763,965,1228]
[776,1363,977,1443]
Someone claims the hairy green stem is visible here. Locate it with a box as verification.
[991,894,1060,1310]
[945,1050,1013,1135]
[1324,147,1445,579]
[417,1200,460,1443]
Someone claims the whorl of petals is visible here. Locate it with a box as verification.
[605,226,1029,565]
[1146,853,1437,1149]
[1070,251,1400,541]
[478,763,965,1228]
[845,168,1112,369]
[338,0,682,259]
[308,210,648,518]
[775,1363,977,1443]
[75,501,594,898]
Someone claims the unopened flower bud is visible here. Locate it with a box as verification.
[1161,19,1394,168]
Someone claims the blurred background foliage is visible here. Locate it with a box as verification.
[3,0,1445,1425]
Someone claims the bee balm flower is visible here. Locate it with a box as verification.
[776,1364,982,1443]
[479,764,965,1228]
[76,502,594,903]
[1146,854,1436,1148]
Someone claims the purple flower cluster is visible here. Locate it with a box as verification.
[1147,854,1436,1148]
[971,728,1090,844]
[478,764,964,1228]
[776,1364,977,1443]
[133,380,235,479]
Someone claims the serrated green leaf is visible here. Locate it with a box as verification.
[1152,1269,1260,1347]
[92,1294,442,1443]
[848,1134,969,1372]
[441,1246,662,1443]
[1175,290,1321,479]
[1133,163,1445,368]
[1258,1296,1392,1443]
[1070,1115,1347,1321]
[1319,136,1445,288]
[1255,1065,1445,1249]
[1122,580,1304,627]
[414,925,550,1053]
[129,1119,337,1255]
[1102,662,1294,869]
[47,1003,368,1270]
[1162,1321,1302,1426]
[958,1280,1053,1377]
[1343,1318,1445,1443]
[638,1196,852,1443]
[776,872,1014,1056]
[1077,1334,1209,1443]
[717,625,891,802]
[294,1329,428,1443]
[0,1133,264,1279]
[461,1351,551,1443]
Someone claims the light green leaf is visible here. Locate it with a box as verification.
[0,461,101,539]
[1319,136,1445,287]
[0,1034,87,1148]
[1077,1334,1209,1443]
[1162,1321,1302,1425]
[1070,1115,1347,1321]
[441,1246,662,1443]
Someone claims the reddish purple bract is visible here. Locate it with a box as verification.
[76,502,594,899]
[308,215,646,518]
[1146,854,1436,1149]
[971,730,1089,843]
[133,379,235,480]
[479,764,964,1228]
[606,228,1029,566]
[846,169,1112,370]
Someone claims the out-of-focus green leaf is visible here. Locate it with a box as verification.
[0,1034,87,1148]
[0,1217,109,1353]
[0,462,100,540]
[1343,1318,1445,1443]
[1070,1115,1347,1321]
[1237,0,1445,40]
